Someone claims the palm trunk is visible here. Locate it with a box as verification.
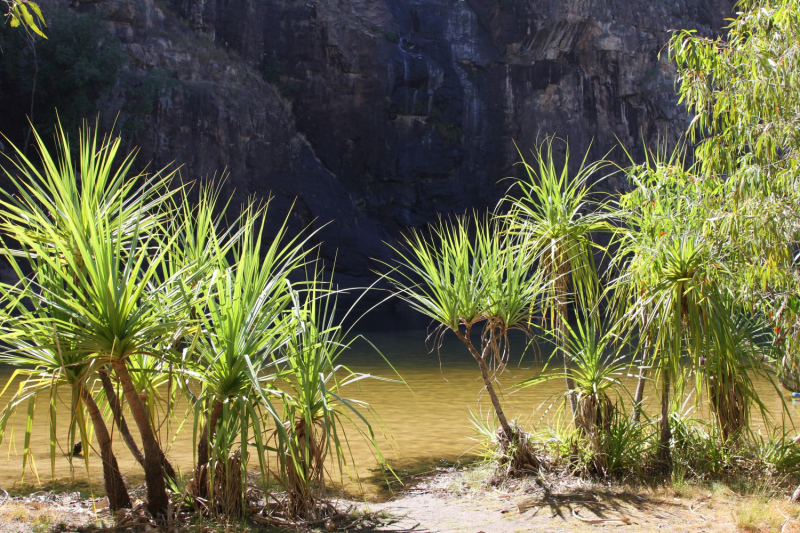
[658,368,672,466]
[80,386,131,510]
[101,369,177,482]
[99,370,145,467]
[555,265,578,418]
[631,365,647,423]
[455,329,513,440]
[195,398,224,499]
[112,360,169,518]
[631,335,650,423]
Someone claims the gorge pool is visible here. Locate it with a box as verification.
[0,327,796,498]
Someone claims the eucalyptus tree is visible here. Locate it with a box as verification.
[386,214,544,466]
[0,122,186,518]
[669,0,800,405]
[504,139,613,417]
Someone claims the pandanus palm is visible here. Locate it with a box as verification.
[0,122,186,517]
[266,277,398,520]
[145,183,243,479]
[627,236,737,464]
[563,323,625,458]
[609,144,696,422]
[386,214,544,466]
[612,155,769,459]
[189,203,312,513]
[155,182,245,413]
[520,320,627,470]
[504,138,613,417]
[0,261,131,510]
[31,204,196,516]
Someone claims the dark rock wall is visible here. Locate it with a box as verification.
[7,0,733,280]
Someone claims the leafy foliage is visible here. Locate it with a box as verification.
[669,0,800,396]
[4,0,46,38]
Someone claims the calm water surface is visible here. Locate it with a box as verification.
[0,327,797,496]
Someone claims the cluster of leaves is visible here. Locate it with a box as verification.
[4,0,46,38]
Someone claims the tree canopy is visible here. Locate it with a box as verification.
[664,0,800,388]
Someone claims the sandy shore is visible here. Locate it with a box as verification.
[2,470,800,532]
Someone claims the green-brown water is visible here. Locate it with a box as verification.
[0,328,797,496]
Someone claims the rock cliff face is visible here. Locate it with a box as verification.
[24,0,733,279]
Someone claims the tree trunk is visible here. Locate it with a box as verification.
[455,330,513,440]
[99,370,145,467]
[80,386,131,510]
[631,365,647,423]
[792,484,800,502]
[631,336,650,424]
[554,263,577,419]
[99,369,178,482]
[658,368,672,466]
[112,360,169,519]
[195,398,224,499]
